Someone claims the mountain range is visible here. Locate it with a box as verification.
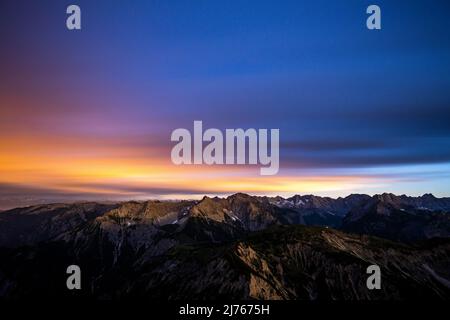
[0,193,449,299]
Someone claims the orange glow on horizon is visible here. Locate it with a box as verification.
[0,132,391,199]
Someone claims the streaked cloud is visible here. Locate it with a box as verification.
[1,0,450,207]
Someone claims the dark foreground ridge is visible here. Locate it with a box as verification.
[0,193,449,299]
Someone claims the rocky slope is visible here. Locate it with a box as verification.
[0,193,449,299]
[342,193,450,242]
[1,225,449,299]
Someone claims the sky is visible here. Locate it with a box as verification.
[1,0,450,208]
